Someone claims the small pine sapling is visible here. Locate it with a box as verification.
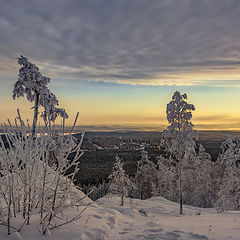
[108,155,133,206]
[135,150,158,199]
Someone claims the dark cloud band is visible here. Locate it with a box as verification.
[1,0,240,85]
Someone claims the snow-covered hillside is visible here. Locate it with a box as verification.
[97,195,240,240]
[1,192,239,240]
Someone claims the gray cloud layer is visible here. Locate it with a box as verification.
[1,0,240,84]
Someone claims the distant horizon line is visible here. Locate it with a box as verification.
[43,123,240,132]
[1,122,240,132]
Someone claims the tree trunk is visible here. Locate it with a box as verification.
[7,175,12,235]
[26,178,32,225]
[121,193,124,206]
[121,183,124,206]
[32,93,40,138]
[179,163,183,215]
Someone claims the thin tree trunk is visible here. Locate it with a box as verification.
[40,153,48,235]
[121,193,124,206]
[177,123,183,215]
[10,173,16,218]
[48,173,61,224]
[40,165,47,219]
[23,167,28,219]
[179,163,183,215]
[121,183,124,206]
[7,175,12,235]
[11,187,16,218]
[32,93,40,138]
[26,180,32,225]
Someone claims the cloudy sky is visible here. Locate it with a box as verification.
[1,0,240,129]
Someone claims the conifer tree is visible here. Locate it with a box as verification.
[108,155,133,206]
[135,150,158,199]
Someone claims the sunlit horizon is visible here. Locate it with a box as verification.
[1,1,240,131]
[1,79,240,131]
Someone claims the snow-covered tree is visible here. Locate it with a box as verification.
[216,165,240,211]
[13,55,68,137]
[218,135,240,166]
[156,155,178,201]
[216,136,240,211]
[108,155,133,206]
[162,91,197,214]
[183,144,215,207]
[134,150,158,199]
[157,142,216,208]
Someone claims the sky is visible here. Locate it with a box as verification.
[1,0,240,130]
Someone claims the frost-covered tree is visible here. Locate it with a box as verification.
[216,136,240,211]
[13,55,68,137]
[196,145,215,206]
[157,155,178,201]
[108,155,133,206]
[162,91,197,214]
[183,144,215,207]
[134,150,158,199]
[157,143,215,208]
[216,165,240,211]
[218,135,240,166]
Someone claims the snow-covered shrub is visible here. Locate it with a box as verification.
[108,155,134,206]
[0,112,86,235]
[82,180,109,201]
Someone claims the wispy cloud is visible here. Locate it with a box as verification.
[1,0,240,86]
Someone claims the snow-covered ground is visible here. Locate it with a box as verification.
[1,193,240,240]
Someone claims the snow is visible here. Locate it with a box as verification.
[1,191,239,240]
[97,195,240,240]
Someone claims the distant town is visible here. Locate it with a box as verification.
[82,135,162,151]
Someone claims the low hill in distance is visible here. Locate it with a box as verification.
[82,130,240,140]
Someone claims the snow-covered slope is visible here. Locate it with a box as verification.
[97,195,240,240]
[1,193,240,240]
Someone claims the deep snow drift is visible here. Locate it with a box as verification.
[1,192,239,240]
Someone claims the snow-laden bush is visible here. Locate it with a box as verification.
[0,112,87,235]
[82,180,109,201]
